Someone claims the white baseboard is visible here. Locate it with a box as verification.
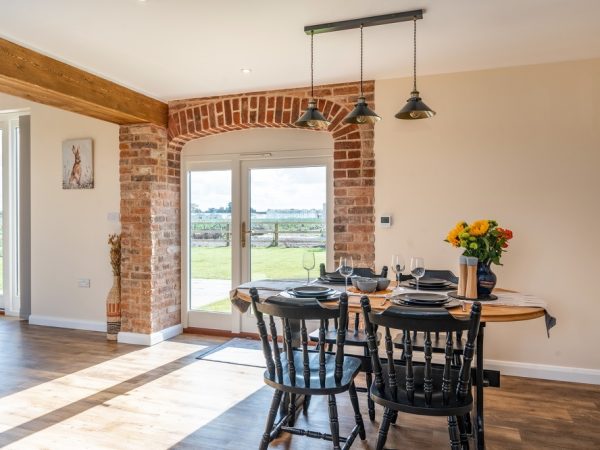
[28,314,107,332]
[117,324,183,346]
[485,359,600,385]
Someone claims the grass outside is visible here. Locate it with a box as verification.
[191,246,325,280]
[191,246,325,312]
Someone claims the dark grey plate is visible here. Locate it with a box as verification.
[394,292,449,305]
[391,298,460,308]
[292,286,333,297]
[410,277,450,286]
[403,281,455,291]
[282,289,340,302]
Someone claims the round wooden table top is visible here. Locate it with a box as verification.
[234,287,546,324]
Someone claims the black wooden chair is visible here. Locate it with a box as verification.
[393,270,465,366]
[361,295,482,450]
[250,288,366,450]
[308,263,388,420]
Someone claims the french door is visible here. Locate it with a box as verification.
[182,152,332,333]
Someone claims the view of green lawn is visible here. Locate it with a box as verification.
[191,246,326,280]
[191,246,326,312]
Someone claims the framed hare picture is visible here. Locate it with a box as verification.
[62,138,94,189]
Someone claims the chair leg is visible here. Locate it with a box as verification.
[327,394,341,450]
[288,393,297,426]
[376,408,394,450]
[303,395,311,413]
[457,415,470,449]
[463,412,472,435]
[391,410,399,424]
[448,416,461,450]
[260,389,283,450]
[279,392,288,419]
[327,342,334,352]
[348,382,366,440]
[365,370,376,421]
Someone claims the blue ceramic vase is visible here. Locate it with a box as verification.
[477,262,497,297]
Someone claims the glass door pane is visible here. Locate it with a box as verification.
[248,166,327,281]
[189,169,232,314]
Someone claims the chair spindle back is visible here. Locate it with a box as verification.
[250,288,350,387]
[361,295,482,407]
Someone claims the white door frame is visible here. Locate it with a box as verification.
[0,113,25,315]
[181,149,333,333]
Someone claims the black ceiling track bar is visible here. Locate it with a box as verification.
[304,9,424,35]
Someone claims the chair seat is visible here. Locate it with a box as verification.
[264,350,362,395]
[308,328,381,347]
[370,364,473,416]
[393,332,465,355]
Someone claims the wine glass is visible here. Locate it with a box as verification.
[391,254,405,288]
[410,256,425,290]
[302,251,316,284]
[338,256,354,292]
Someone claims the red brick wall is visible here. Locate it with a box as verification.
[119,81,376,335]
[169,80,376,267]
[119,124,180,334]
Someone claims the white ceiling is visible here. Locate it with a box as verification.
[1,0,599,101]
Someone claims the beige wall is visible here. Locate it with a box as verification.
[374,59,600,374]
[0,93,120,329]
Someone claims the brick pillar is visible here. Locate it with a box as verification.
[119,124,181,338]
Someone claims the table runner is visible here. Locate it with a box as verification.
[230,279,557,334]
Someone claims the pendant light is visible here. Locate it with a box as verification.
[395,17,435,120]
[343,25,381,125]
[295,31,331,129]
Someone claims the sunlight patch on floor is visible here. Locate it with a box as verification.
[0,341,206,433]
[6,360,265,450]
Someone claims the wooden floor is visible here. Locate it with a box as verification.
[0,317,598,449]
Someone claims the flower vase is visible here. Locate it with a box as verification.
[106,275,121,341]
[477,262,497,298]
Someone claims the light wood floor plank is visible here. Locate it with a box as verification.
[0,317,598,449]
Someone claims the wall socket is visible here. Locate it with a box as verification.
[78,279,91,288]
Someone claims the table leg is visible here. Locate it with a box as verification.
[475,322,485,450]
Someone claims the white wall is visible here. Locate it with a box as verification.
[374,59,600,381]
[0,93,120,331]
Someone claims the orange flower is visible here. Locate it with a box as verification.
[469,220,490,237]
[446,222,466,247]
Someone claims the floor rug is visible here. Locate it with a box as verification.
[196,337,266,369]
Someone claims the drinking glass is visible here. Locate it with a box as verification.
[410,256,425,290]
[302,251,316,284]
[391,254,405,288]
[338,256,354,292]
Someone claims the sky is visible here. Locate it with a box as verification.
[190,166,326,212]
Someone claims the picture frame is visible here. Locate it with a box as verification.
[62,138,94,189]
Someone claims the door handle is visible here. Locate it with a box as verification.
[241,221,252,248]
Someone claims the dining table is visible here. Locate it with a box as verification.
[230,280,551,450]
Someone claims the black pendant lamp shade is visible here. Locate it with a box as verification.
[396,17,435,120]
[295,99,330,129]
[344,25,381,125]
[344,96,380,124]
[395,91,435,119]
[295,31,331,129]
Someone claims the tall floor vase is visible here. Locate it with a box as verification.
[106,275,121,341]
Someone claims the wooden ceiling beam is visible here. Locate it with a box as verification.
[0,37,168,127]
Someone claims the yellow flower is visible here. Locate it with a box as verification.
[469,220,490,237]
[446,222,466,247]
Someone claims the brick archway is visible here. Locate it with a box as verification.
[168,81,376,267]
[119,81,375,337]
